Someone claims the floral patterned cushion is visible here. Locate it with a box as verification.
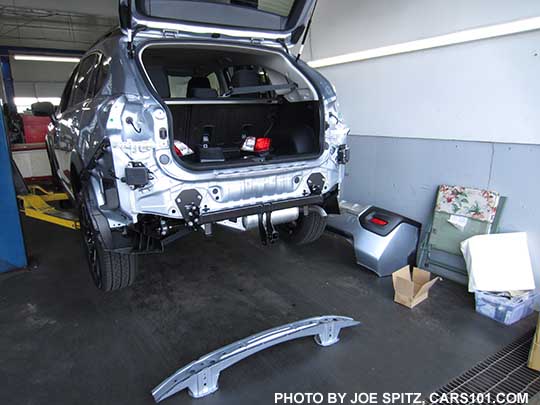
[435,185,500,223]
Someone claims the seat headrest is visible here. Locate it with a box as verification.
[190,88,218,98]
[231,69,260,88]
[146,66,170,98]
[187,77,212,98]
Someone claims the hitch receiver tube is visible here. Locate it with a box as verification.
[151,315,360,401]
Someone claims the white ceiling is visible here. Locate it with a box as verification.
[0,0,116,18]
[0,2,117,50]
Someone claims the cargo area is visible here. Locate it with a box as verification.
[141,44,322,168]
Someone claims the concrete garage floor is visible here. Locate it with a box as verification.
[0,217,535,404]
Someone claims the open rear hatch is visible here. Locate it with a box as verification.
[119,0,316,47]
[140,43,323,170]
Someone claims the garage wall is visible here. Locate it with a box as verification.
[342,136,540,286]
[307,0,540,145]
[10,58,75,99]
[317,31,540,145]
[308,0,540,61]
[308,1,540,285]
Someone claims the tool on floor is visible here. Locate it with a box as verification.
[151,315,360,401]
[327,201,421,277]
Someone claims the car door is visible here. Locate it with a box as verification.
[53,54,99,190]
[51,64,78,189]
[77,53,107,162]
[119,0,316,48]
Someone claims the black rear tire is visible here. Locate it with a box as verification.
[278,210,327,245]
[94,245,138,291]
[79,189,137,291]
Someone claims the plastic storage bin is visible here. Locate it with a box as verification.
[475,291,537,325]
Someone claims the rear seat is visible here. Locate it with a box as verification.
[187,77,218,98]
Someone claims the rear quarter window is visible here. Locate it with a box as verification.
[69,54,99,105]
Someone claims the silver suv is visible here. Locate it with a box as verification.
[44,0,350,291]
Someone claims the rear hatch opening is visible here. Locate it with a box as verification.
[139,43,323,170]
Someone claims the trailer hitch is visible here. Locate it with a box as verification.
[152,315,360,402]
[258,211,279,245]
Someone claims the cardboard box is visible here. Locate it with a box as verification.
[528,314,540,371]
[392,266,440,308]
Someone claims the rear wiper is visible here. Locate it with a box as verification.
[224,83,297,97]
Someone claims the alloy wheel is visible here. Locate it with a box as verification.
[79,196,102,288]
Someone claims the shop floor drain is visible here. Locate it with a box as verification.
[425,331,540,404]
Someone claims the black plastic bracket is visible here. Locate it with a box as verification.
[307,173,325,195]
[175,189,203,228]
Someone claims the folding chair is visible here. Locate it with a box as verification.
[417,185,505,283]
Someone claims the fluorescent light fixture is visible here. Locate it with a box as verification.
[309,16,540,68]
[13,54,80,63]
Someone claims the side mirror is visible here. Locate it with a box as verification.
[31,101,55,117]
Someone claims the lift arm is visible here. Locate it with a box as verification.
[17,185,79,230]
[152,315,360,401]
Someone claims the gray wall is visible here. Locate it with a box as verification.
[319,30,540,145]
[308,0,540,61]
[342,136,494,224]
[307,1,540,285]
[342,136,540,285]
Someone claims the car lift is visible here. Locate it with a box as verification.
[12,158,79,230]
[17,185,79,230]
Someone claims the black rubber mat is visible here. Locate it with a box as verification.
[426,331,540,404]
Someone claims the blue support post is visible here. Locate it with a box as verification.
[0,55,16,112]
[0,110,27,272]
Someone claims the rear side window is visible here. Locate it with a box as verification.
[167,72,220,98]
[207,73,220,91]
[59,67,79,112]
[93,56,111,95]
[69,54,99,106]
[168,75,191,98]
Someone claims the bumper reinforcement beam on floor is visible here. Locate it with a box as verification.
[152,315,360,402]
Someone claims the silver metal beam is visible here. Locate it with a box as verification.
[152,315,360,402]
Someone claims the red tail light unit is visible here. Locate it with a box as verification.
[254,137,271,153]
[370,217,388,226]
